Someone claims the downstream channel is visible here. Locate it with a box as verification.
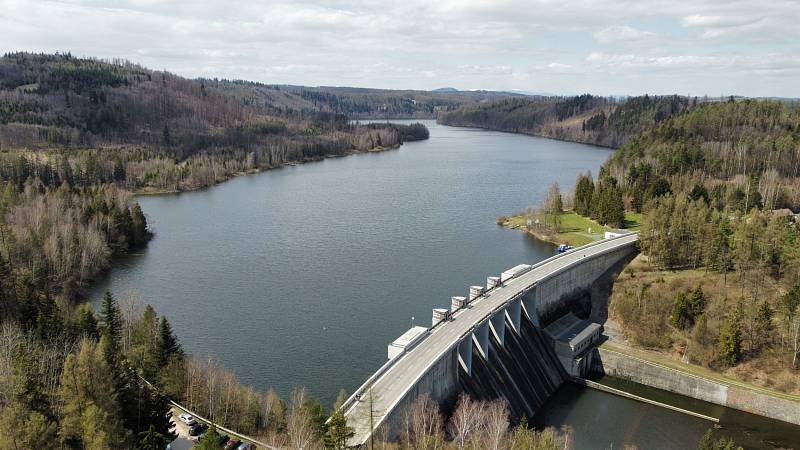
[91,120,798,449]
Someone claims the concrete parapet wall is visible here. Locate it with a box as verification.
[595,347,800,426]
[382,349,460,439]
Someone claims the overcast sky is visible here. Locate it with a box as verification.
[2,0,799,96]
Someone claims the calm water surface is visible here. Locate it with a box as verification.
[91,121,798,449]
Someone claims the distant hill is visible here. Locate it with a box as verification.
[278,85,519,119]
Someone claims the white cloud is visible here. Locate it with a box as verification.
[585,52,800,74]
[593,26,654,43]
[0,0,798,95]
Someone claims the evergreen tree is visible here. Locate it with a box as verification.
[708,216,733,272]
[154,316,183,368]
[145,391,177,442]
[34,293,63,342]
[698,429,739,450]
[71,303,99,339]
[113,158,126,183]
[688,184,710,204]
[136,425,170,450]
[671,292,691,329]
[574,172,594,216]
[195,426,223,450]
[130,202,149,247]
[163,124,171,146]
[718,310,743,366]
[325,391,354,450]
[324,409,354,450]
[694,314,709,345]
[754,300,774,351]
[593,176,625,228]
[688,286,706,318]
[100,290,122,358]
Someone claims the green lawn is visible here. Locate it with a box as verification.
[502,211,642,247]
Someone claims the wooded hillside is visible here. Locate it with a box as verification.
[438,94,692,148]
[0,52,438,193]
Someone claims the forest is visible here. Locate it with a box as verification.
[437,93,694,148]
[597,99,800,393]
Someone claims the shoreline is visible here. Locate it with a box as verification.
[498,217,566,246]
[132,143,401,196]
[435,120,619,150]
[498,210,641,247]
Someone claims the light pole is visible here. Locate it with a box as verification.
[411,316,415,328]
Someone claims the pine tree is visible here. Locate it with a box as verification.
[130,203,149,248]
[754,300,774,351]
[324,409,354,450]
[708,216,733,272]
[718,310,743,366]
[574,172,594,216]
[688,286,706,318]
[154,316,182,368]
[671,292,691,329]
[325,391,354,450]
[195,426,223,450]
[694,314,709,345]
[100,290,122,357]
[136,425,170,450]
[113,158,126,183]
[72,303,99,339]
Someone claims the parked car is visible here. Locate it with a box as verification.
[217,435,230,446]
[178,413,196,426]
[224,439,242,450]
[188,422,208,436]
[237,443,256,450]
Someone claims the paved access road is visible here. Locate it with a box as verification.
[344,234,638,445]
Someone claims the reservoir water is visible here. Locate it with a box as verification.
[91,120,799,449]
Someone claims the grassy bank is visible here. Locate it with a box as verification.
[499,210,642,246]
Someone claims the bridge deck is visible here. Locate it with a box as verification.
[343,234,638,445]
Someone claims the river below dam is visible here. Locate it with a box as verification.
[91,120,799,449]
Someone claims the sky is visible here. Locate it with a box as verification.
[1,0,799,97]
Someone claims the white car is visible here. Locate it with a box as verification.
[178,413,196,426]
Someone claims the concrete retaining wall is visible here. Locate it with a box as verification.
[595,347,800,426]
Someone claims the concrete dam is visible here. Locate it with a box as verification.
[342,233,639,446]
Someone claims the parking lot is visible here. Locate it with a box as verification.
[169,407,197,449]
